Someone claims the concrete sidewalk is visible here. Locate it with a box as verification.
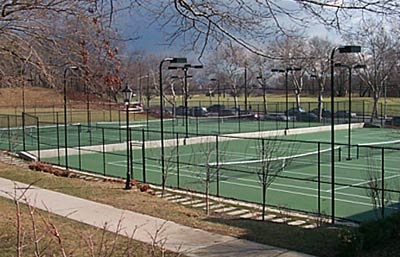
[0,178,313,257]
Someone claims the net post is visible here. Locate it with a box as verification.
[56,113,60,165]
[381,148,385,218]
[36,118,40,161]
[142,128,146,183]
[317,142,321,217]
[216,134,219,197]
[338,146,341,161]
[102,127,106,176]
[78,124,82,170]
[356,145,360,159]
[176,132,180,188]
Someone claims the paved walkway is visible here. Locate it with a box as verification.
[0,177,313,257]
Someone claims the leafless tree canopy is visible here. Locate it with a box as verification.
[0,1,123,97]
[135,0,400,59]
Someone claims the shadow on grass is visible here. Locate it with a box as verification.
[204,215,342,257]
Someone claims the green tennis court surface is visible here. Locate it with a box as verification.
[0,115,331,152]
[41,127,400,222]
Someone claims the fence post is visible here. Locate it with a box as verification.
[36,118,40,161]
[381,148,385,218]
[22,112,26,151]
[176,132,180,188]
[7,115,11,151]
[142,129,146,183]
[317,142,321,217]
[238,105,241,133]
[363,100,365,122]
[102,128,106,176]
[78,125,81,170]
[109,102,112,122]
[56,113,60,165]
[216,135,219,196]
[257,104,261,132]
[129,128,133,179]
[52,105,55,123]
[118,110,122,142]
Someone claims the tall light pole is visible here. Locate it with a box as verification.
[122,84,134,190]
[335,63,366,160]
[330,45,361,224]
[256,74,268,115]
[244,66,248,111]
[210,78,221,133]
[159,57,187,191]
[63,65,79,170]
[169,63,203,138]
[271,67,301,131]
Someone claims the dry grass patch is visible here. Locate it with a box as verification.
[0,160,347,257]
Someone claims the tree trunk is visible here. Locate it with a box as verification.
[295,91,301,108]
[370,92,380,122]
[318,82,324,122]
[262,86,268,114]
[262,183,266,221]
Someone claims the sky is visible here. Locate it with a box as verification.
[113,2,344,56]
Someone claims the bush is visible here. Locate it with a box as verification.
[359,212,400,250]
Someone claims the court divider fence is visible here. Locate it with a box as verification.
[0,111,399,224]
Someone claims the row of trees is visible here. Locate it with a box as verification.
[125,20,400,121]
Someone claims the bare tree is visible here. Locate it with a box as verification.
[0,1,128,103]
[194,137,227,215]
[254,138,296,220]
[306,37,333,121]
[125,0,400,60]
[206,42,252,109]
[345,20,400,121]
[365,150,390,219]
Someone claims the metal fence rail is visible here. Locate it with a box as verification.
[0,111,399,223]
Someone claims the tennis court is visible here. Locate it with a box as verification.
[0,115,328,152]
[40,126,400,222]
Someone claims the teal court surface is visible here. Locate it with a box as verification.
[0,116,329,152]
[39,126,400,223]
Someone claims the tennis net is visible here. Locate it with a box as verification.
[356,139,400,158]
[208,146,341,175]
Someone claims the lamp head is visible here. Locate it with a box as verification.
[121,84,133,104]
[354,64,366,69]
[271,68,285,73]
[338,45,361,53]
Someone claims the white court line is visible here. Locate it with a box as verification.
[132,164,379,207]
[329,173,400,193]
[105,155,400,208]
